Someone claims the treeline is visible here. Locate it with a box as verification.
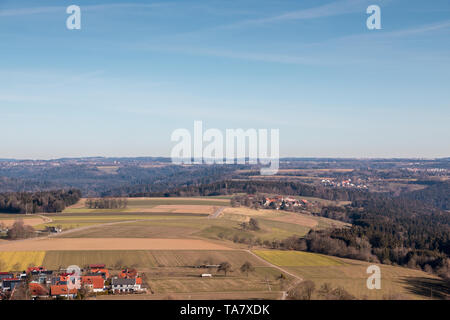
[103,166,238,197]
[85,198,127,209]
[0,163,237,197]
[129,179,369,201]
[0,189,81,213]
[403,181,450,210]
[189,181,450,277]
[304,197,450,276]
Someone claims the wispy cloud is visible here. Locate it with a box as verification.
[216,0,377,30]
[312,19,450,46]
[0,2,169,17]
[139,44,320,65]
[383,19,450,37]
[0,6,61,17]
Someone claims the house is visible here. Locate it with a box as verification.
[81,276,105,293]
[89,265,110,279]
[50,285,77,298]
[1,278,23,291]
[283,197,301,207]
[45,226,61,233]
[27,267,53,284]
[52,274,70,285]
[119,268,137,279]
[27,266,48,275]
[111,277,142,293]
[201,274,212,277]
[29,282,49,299]
[300,199,309,206]
[0,272,14,282]
[264,197,280,208]
[34,272,53,285]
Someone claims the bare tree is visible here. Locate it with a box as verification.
[287,280,316,300]
[240,261,255,277]
[7,220,35,240]
[217,262,232,277]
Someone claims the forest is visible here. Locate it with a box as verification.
[0,189,81,213]
[130,179,370,201]
[212,181,450,277]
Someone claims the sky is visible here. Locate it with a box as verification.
[0,0,449,159]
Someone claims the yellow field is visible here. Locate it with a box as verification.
[253,250,345,267]
[0,251,46,271]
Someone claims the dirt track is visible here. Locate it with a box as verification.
[246,250,303,300]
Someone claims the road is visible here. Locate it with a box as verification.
[209,206,225,219]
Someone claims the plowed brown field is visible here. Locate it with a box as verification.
[0,238,232,251]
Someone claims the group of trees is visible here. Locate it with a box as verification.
[85,198,128,209]
[212,261,255,277]
[286,281,356,300]
[5,220,35,240]
[0,189,81,214]
[240,218,260,231]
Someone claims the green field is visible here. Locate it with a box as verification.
[54,213,312,242]
[35,212,207,231]
[253,250,345,267]
[253,250,449,300]
[63,197,230,214]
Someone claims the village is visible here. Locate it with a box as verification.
[0,264,145,300]
[320,178,368,189]
[231,194,313,211]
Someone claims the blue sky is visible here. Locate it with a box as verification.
[0,0,449,159]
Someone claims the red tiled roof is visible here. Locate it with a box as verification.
[91,268,110,278]
[89,264,106,269]
[29,283,49,296]
[27,266,46,273]
[81,276,104,289]
[119,268,137,279]
[51,285,77,296]
[3,278,21,281]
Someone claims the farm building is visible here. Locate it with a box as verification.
[111,277,142,293]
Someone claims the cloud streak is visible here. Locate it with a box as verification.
[0,2,168,17]
[216,0,376,30]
